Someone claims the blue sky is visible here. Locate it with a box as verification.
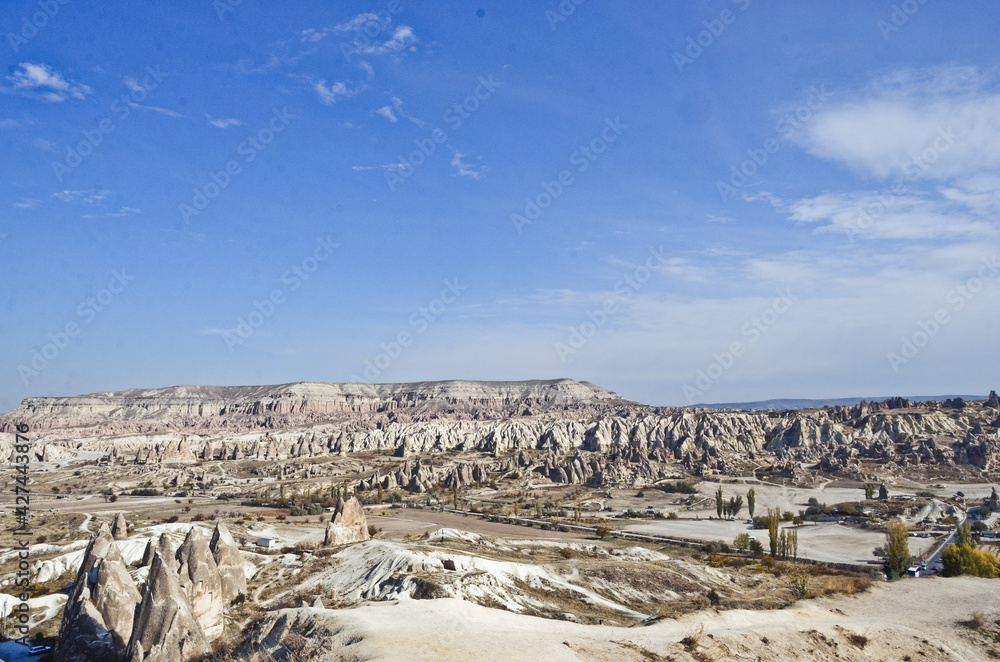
[3,0,1000,411]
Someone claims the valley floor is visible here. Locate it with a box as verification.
[266,575,1000,661]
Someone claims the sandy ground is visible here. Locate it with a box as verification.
[610,479,998,520]
[626,518,940,565]
[370,508,591,541]
[285,576,1000,661]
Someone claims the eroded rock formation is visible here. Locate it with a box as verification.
[55,524,142,662]
[324,497,370,546]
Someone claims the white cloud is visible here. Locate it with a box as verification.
[52,189,111,204]
[374,105,397,123]
[451,152,486,180]
[380,26,416,53]
[352,162,409,173]
[787,189,996,241]
[314,80,358,105]
[7,63,92,102]
[12,199,41,209]
[798,66,1000,181]
[779,66,1000,244]
[129,103,185,118]
[334,13,381,33]
[206,115,243,129]
[106,206,142,217]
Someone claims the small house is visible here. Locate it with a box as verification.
[256,537,277,549]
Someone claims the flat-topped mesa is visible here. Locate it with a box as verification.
[324,496,371,546]
[1,378,632,435]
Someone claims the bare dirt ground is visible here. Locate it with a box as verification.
[281,575,1000,661]
[625,518,939,565]
[370,508,591,541]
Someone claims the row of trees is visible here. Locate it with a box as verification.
[715,486,756,519]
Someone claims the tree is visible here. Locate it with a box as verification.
[878,483,888,500]
[956,522,975,548]
[595,525,611,540]
[748,539,764,558]
[766,508,781,557]
[747,488,756,518]
[729,495,744,519]
[734,532,751,550]
[715,486,724,519]
[376,483,384,502]
[864,483,875,500]
[788,528,798,560]
[884,518,912,579]
[942,543,1000,578]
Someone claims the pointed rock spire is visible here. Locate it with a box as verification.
[126,543,210,662]
[175,528,224,640]
[210,521,246,604]
[111,512,129,541]
[55,524,141,662]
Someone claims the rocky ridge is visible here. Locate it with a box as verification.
[5,382,1000,484]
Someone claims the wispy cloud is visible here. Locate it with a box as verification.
[129,102,185,118]
[779,66,1000,243]
[451,152,486,180]
[314,80,359,105]
[301,16,417,56]
[53,189,112,204]
[0,119,32,129]
[374,96,427,127]
[788,189,996,241]
[374,105,397,123]
[206,115,243,129]
[797,66,1000,181]
[12,199,42,209]
[105,206,142,217]
[6,63,92,102]
[301,13,380,42]
[352,163,409,173]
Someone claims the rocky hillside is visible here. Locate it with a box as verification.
[1,379,632,436]
[3,381,1000,482]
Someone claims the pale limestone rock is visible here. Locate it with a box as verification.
[324,497,370,546]
[210,521,247,604]
[111,512,129,541]
[127,545,210,662]
[55,524,141,662]
[175,528,224,640]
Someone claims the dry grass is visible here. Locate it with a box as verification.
[821,574,873,596]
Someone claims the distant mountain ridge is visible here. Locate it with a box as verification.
[695,395,986,411]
